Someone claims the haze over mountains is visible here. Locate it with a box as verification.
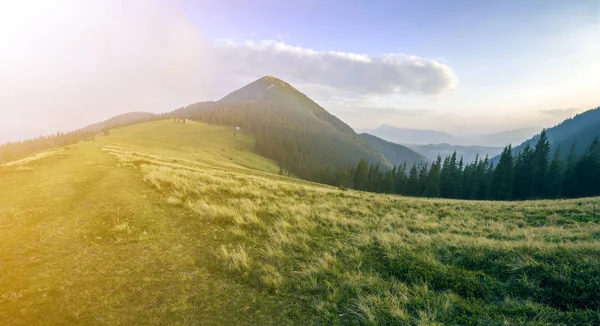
[357,125,540,147]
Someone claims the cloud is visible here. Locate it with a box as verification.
[0,0,457,143]
[540,106,592,119]
[214,40,458,95]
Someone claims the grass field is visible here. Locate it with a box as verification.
[1,120,599,325]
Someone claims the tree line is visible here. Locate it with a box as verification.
[0,119,156,165]
[341,130,600,200]
[0,130,98,164]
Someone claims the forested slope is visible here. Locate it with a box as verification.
[177,76,391,183]
[508,106,600,159]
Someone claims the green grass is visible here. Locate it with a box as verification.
[2,120,599,325]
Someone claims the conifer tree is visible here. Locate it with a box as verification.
[563,144,577,197]
[533,129,551,197]
[492,145,514,200]
[425,156,442,197]
[406,164,419,196]
[353,159,369,191]
[546,148,564,198]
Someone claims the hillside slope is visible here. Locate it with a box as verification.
[360,133,428,167]
[173,76,392,182]
[501,106,600,160]
[2,121,599,325]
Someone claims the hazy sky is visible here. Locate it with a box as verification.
[1,0,599,143]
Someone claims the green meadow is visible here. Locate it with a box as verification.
[1,121,599,325]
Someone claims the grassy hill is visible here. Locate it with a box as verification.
[2,120,600,325]
[360,133,428,167]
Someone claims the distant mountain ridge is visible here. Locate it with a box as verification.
[357,125,540,147]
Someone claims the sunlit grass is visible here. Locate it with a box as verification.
[2,120,599,325]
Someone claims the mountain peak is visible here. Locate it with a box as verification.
[220,75,300,103]
[255,75,292,89]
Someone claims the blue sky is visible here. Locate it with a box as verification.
[1,0,599,142]
[182,0,599,132]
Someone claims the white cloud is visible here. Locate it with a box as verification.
[214,40,458,95]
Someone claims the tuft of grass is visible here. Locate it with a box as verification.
[218,245,252,273]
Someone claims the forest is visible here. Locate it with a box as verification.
[344,130,600,200]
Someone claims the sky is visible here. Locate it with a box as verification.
[1,0,599,143]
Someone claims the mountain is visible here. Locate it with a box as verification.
[172,76,393,182]
[357,125,456,145]
[360,133,428,167]
[502,106,600,160]
[82,112,156,133]
[357,125,540,147]
[405,143,503,164]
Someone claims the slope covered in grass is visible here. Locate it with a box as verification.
[2,120,600,325]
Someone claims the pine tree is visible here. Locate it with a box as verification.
[425,156,442,198]
[395,163,408,195]
[440,153,453,198]
[532,129,551,197]
[546,148,564,198]
[574,138,600,197]
[514,144,535,199]
[406,164,419,196]
[563,144,577,197]
[353,159,369,191]
[417,163,429,196]
[492,145,514,200]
